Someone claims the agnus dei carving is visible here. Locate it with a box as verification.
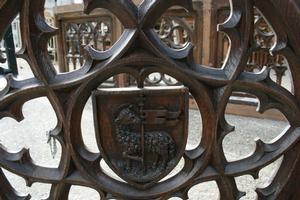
[92,87,188,188]
[1,0,300,199]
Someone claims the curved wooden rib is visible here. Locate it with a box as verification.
[0,0,299,199]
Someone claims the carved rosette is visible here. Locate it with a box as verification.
[0,0,300,199]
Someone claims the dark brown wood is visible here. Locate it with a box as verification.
[93,87,188,189]
[0,0,300,199]
[54,6,120,72]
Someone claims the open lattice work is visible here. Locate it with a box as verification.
[0,0,300,199]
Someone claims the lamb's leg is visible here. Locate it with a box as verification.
[127,158,131,171]
[162,159,167,170]
[161,149,169,169]
[122,151,131,171]
[152,154,159,169]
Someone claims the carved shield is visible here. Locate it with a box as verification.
[92,86,189,188]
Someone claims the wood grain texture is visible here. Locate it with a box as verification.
[0,0,299,199]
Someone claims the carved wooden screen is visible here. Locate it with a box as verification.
[55,11,116,72]
[215,7,288,86]
[0,0,300,199]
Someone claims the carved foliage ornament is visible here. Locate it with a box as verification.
[0,0,300,199]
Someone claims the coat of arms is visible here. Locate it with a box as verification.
[92,86,189,189]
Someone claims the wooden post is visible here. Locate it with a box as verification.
[192,1,203,64]
[113,16,130,88]
[201,0,214,66]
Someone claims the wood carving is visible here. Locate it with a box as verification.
[114,105,177,171]
[0,0,300,199]
[92,87,188,189]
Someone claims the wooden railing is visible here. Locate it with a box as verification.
[54,6,119,72]
[1,0,300,199]
[53,4,289,90]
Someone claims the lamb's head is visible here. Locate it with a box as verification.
[115,105,141,125]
